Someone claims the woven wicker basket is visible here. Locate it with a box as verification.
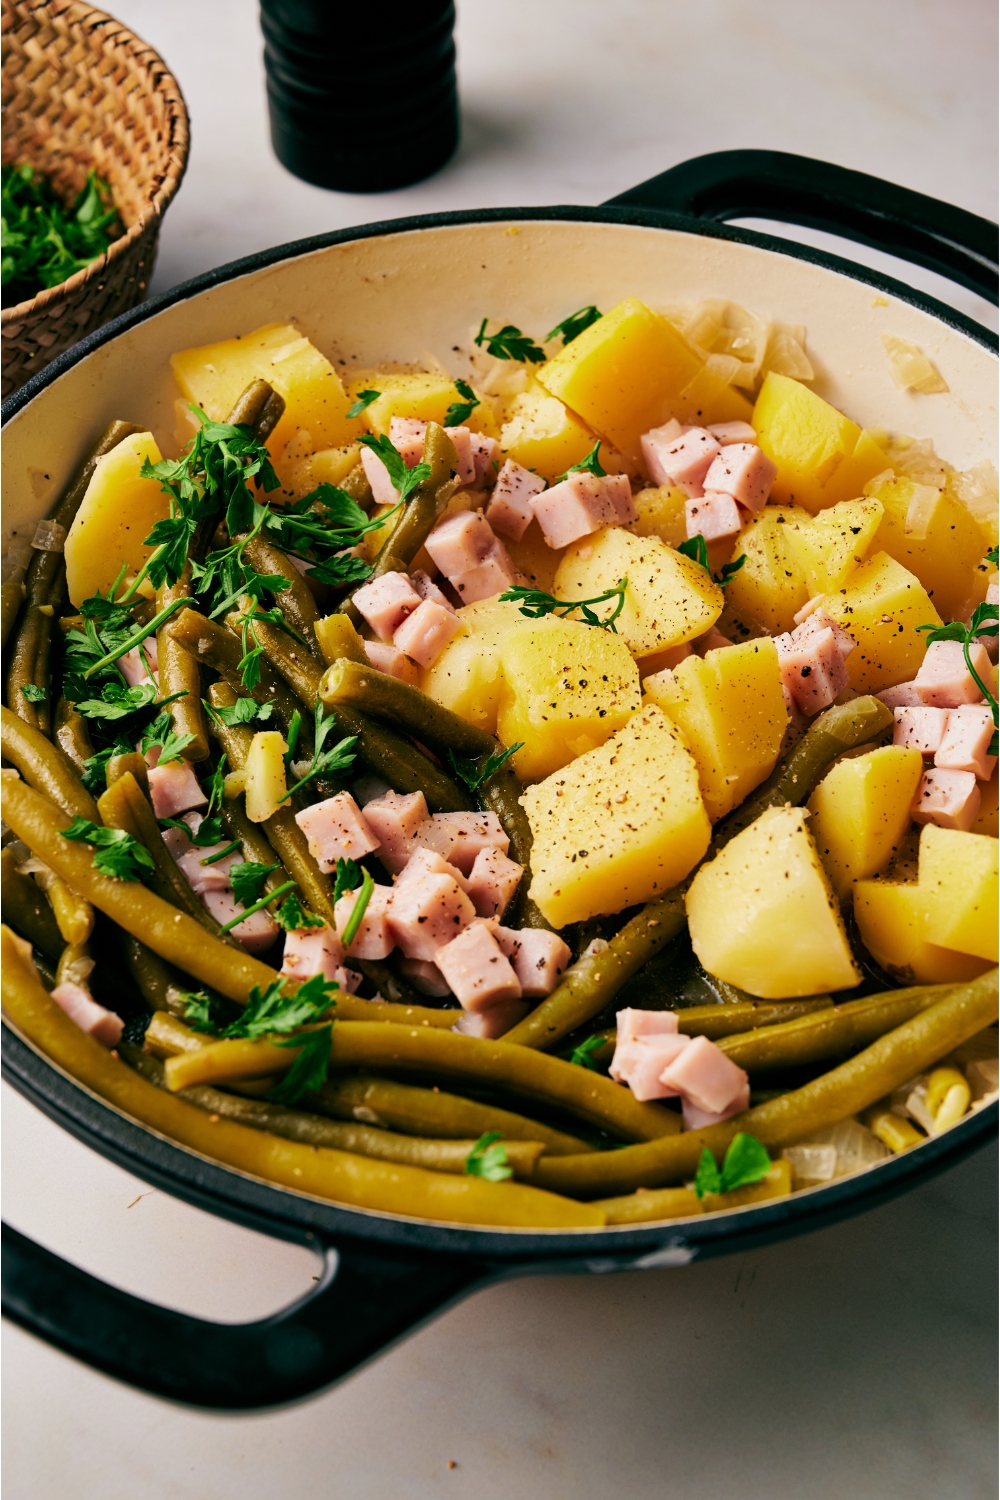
[0,0,188,398]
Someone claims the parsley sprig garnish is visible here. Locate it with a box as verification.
[269,1025,334,1105]
[203,695,274,728]
[61,817,155,882]
[19,683,45,703]
[279,701,357,800]
[139,709,195,766]
[446,742,524,793]
[568,1034,605,1070]
[357,434,431,503]
[677,533,747,588]
[275,892,325,931]
[340,868,376,950]
[2,164,121,305]
[229,860,281,908]
[444,378,480,426]
[464,1131,512,1182]
[346,389,381,419]
[918,599,999,753]
[474,319,546,364]
[183,974,339,1105]
[555,440,605,484]
[500,577,629,632]
[333,856,363,904]
[545,306,603,345]
[693,1134,771,1199]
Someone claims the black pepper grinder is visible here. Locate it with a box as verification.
[259,0,459,193]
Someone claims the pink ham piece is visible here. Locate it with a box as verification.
[486,458,547,541]
[280,922,344,982]
[415,810,509,874]
[641,424,720,496]
[435,921,522,1011]
[610,1034,691,1101]
[410,569,456,613]
[685,491,742,544]
[359,444,401,506]
[393,598,464,669]
[657,1033,749,1114]
[201,888,279,954]
[683,1082,750,1131]
[424,511,495,578]
[398,957,452,997]
[702,442,777,515]
[469,433,501,486]
[615,1008,680,1043]
[775,610,855,717]
[602,472,638,525]
[935,705,997,780]
[877,681,925,709]
[452,996,530,1039]
[450,538,517,603]
[362,639,420,685]
[386,868,475,960]
[295,792,380,872]
[147,759,207,820]
[529,471,622,550]
[118,638,158,687]
[707,421,757,445]
[444,425,476,486]
[363,789,429,874]
[173,839,238,896]
[893,705,950,757]
[50,982,124,1048]
[465,846,523,919]
[352,571,422,643]
[395,845,469,892]
[493,926,572,998]
[388,416,428,467]
[911,768,982,831]
[914,639,997,708]
[334,882,395,959]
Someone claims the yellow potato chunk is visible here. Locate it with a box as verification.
[643,638,787,821]
[273,436,360,501]
[686,806,861,998]
[971,770,999,838]
[64,431,167,607]
[721,505,813,637]
[496,616,641,782]
[538,297,751,466]
[244,730,289,823]
[807,745,924,898]
[853,879,992,985]
[171,323,364,458]
[817,552,941,693]
[523,704,711,927]
[785,496,885,595]
[419,598,527,734]
[752,373,889,514]
[553,527,723,660]
[866,474,991,620]
[627,485,689,548]
[917,824,998,962]
[499,380,596,483]
[349,371,497,438]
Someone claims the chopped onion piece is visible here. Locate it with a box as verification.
[802,1117,891,1175]
[881,334,949,394]
[761,327,815,382]
[782,1143,838,1186]
[967,1057,999,1102]
[904,481,944,539]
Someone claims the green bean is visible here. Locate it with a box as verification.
[217,793,298,899]
[55,940,94,989]
[53,697,94,772]
[315,611,369,667]
[1,705,99,821]
[505,695,894,1051]
[594,1187,704,1224]
[2,934,603,1230]
[568,998,836,1066]
[532,970,999,1198]
[338,459,374,510]
[1,848,63,961]
[332,700,471,813]
[156,573,210,762]
[236,532,322,656]
[225,378,283,435]
[106,749,151,797]
[165,608,309,742]
[226,600,323,709]
[1,579,25,650]
[31,863,94,946]
[116,932,195,1017]
[312,1075,592,1155]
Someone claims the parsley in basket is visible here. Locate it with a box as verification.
[2,164,121,307]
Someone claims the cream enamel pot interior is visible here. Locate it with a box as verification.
[2,152,997,1409]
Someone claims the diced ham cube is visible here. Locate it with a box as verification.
[616,1007,680,1043]
[363,639,420,685]
[444,425,476,486]
[174,840,238,896]
[414,810,509,874]
[360,444,400,506]
[641,424,720,496]
[657,1033,749,1114]
[450,538,517,603]
[410,569,456,613]
[911,768,982,832]
[702,442,777,515]
[161,823,191,860]
[486,458,547,541]
[147,759,207,820]
[118,639,158,687]
[425,511,496,577]
[395,845,469,892]
[435,921,522,1010]
[202,888,280,954]
[452,996,531,1038]
[493,926,572,998]
[793,608,856,661]
[393,598,465,669]
[529,471,621,550]
[683,1082,750,1131]
[934,705,998,779]
[398,957,452,997]
[707,421,757,445]
[877,681,925,709]
[386,869,475,960]
[610,1034,691,1101]
[334,882,395,959]
[50,981,124,1047]
[602,472,638,525]
[388,416,427,467]
[775,625,850,716]
[295,792,381,872]
[280,922,344,982]
[335,966,363,994]
[363,789,429,874]
[914,639,997,708]
[685,491,742,543]
[469,432,501,486]
[465,846,524,919]
[352,571,422,643]
[893,705,950,757]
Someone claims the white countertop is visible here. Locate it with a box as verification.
[3,2,997,1495]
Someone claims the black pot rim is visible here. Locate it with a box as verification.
[3,199,997,1266]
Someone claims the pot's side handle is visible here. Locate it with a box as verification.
[606,149,999,304]
[1,1220,485,1410]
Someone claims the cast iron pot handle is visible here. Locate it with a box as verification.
[2,1219,486,1409]
[606,149,999,304]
